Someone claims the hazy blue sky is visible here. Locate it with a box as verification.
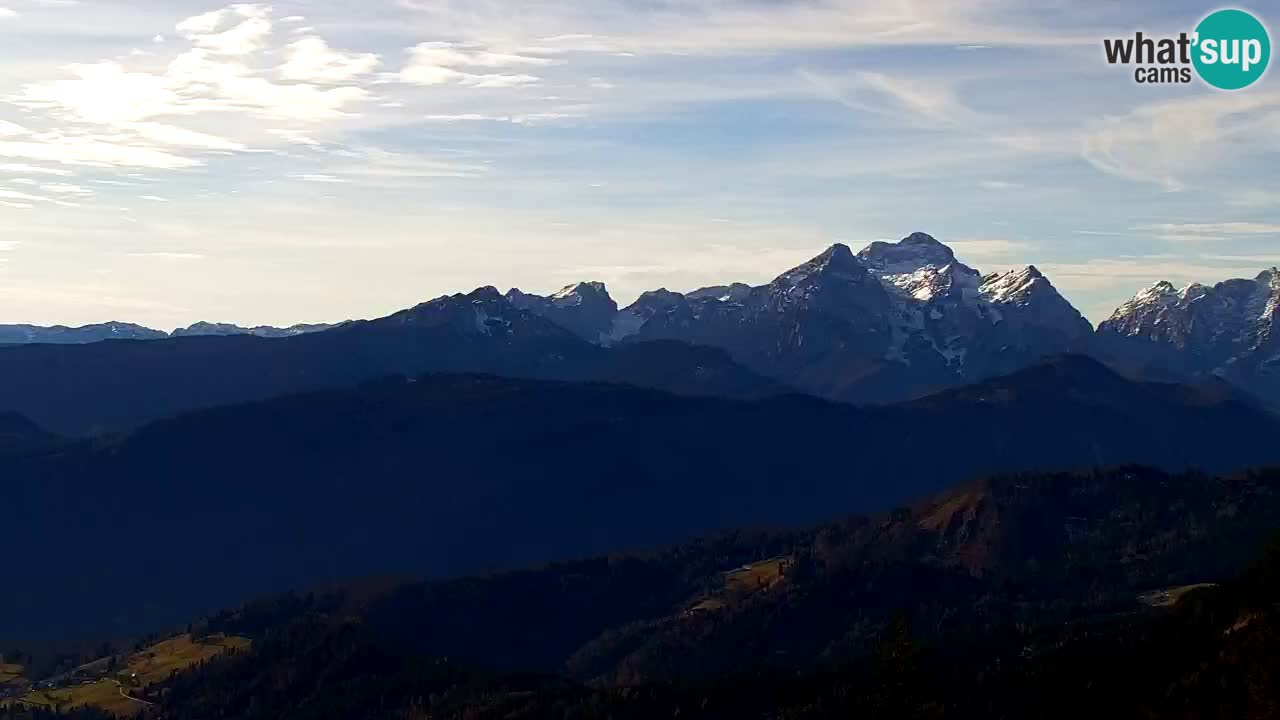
[0,0,1277,329]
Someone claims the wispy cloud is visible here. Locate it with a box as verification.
[1140,222,1280,242]
[1202,254,1280,266]
[394,0,1098,56]
[292,173,347,183]
[800,69,980,128]
[979,180,1021,191]
[127,251,205,260]
[947,238,1031,260]
[0,162,72,175]
[398,42,559,87]
[1081,92,1280,192]
[1228,190,1280,209]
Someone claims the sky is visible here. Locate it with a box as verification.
[0,0,1277,330]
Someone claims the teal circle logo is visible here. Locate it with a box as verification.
[1193,9,1271,90]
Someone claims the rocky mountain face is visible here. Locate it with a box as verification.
[505,282,619,344]
[512,233,1093,403]
[1095,268,1280,405]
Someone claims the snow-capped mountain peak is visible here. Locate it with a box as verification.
[1094,267,1280,403]
[853,233,984,305]
[550,281,610,306]
[980,265,1053,305]
[1103,281,1193,336]
[1135,279,1179,303]
[877,262,976,303]
[857,232,958,275]
[601,232,1091,399]
[1100,268,1280,353]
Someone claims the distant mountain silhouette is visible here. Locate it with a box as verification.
[0,287,777,436]
[169,321,336,338]
[0,320,332,344]
[0,321,166,345]
[2,355,1277,643]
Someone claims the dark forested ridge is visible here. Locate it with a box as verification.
[0,413,59,456]
[7,466,1280,719]
[3,356,1279,644]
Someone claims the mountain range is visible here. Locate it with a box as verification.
[514,234,1094,404]
[1095,268,1280,405]
[0,288,775,436]
[507,234,1279,407]
[3,233,1275,426]
[3,356,1279,644]
[0,321,334,345]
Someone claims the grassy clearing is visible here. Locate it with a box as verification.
[687,556,792,615]
[124,633,250,685]
[724,556,790,594]
[20,681,135,716]
[17,633,250,717]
